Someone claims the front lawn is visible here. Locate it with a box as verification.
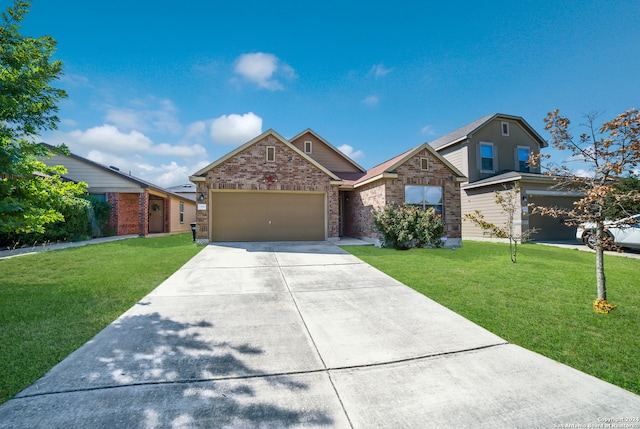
[0,233,202,404]
[343,241,640,395]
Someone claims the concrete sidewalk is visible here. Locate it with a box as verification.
[0,235,139,260]
[1,241,638,428]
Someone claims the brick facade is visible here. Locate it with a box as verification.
[342,182,386,238]
[105,191,153,236]
[343,148,462,241]
[195,134,340,241]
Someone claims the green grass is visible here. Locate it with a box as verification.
[343,241,640,395]
[0,233,202,404]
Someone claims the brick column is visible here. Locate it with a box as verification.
[138,191,148,236]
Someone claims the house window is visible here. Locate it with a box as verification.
[266,146,275,162]
[517,146,530,172]
[479,142,495,173]
[304,141,312,154]
[405,185,444,217]
[179,201,184,223]
[420,157,429,171]
[501,121,510,136]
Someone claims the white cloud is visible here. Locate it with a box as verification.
[338,144,364,160]
[63,123,206,159]
[362,95,379,106]
[152,162,191,187]
[421,125,436,135]
[105,98,181,135]
[185,121,207,139]
[104,108,142,131]
[60,118,78,128]
[69,125,153,153]
[154,143,208,158]
[85,150,204,188]
[60,73,91,87]
[210,112,263,145]
[574,169,594,178]
[233,52,295,90]
[370,64,393,78]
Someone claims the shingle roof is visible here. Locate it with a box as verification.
[429,114,548,151]
[40,143,192,200]
[341,143,466,187]
[461,170,556,190]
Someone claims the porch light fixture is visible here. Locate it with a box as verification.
[198,193,205,201]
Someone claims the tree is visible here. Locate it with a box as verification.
[0,1,86,234]
[531,109,640,313]
[604,175,640,220]
[464,183,537,263]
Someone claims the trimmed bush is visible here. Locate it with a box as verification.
[372,204,444,249]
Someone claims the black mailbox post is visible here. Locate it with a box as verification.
[190,222,197,242]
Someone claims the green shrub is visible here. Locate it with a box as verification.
[0,195,113,248]
[83,195,112,237]
[372,204,444,249]
[36,196,92,242]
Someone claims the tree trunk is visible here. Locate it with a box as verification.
[595,226,607,301]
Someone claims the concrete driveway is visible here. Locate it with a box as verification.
[1,241,638,428]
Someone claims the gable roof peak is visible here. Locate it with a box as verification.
[190,128,341,181]
[289,128,366,173]
[348,142,465,187]
[428,113,547,151]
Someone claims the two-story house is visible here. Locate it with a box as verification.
[429,114,580,241]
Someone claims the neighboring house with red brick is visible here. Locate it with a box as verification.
[42,148,196,236]
[189,129,466,247]
[429,113,581,241]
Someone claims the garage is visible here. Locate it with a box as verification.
[210,191,326,241]
[527,195,578,241]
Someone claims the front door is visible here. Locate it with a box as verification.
[149,197,165,233]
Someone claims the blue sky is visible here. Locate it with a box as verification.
[17,0,640,186]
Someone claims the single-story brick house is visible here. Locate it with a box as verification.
[42,146,196,236]
[189,129,466,246]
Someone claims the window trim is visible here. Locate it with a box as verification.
[479,141,495,173]
[304,140,312,154]
[516,145,530,173]
[404,185,444,219]
[420,157,429,171]
[501,121,510,136]
[266,146,276,162]
[179,201,185,224]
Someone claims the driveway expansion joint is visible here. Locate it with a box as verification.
[11,342,511,402]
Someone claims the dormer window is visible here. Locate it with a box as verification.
[304,141,312,154]
[501,121,510,136]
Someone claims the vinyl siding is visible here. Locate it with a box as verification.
[466,119,542,183]
[169,196,196,233]
[44,155,143,192]
[439,144,468,180]
[461,184,525,239]
[290,133,362,173]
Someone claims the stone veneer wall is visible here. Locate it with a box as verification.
[195,134,340,241]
